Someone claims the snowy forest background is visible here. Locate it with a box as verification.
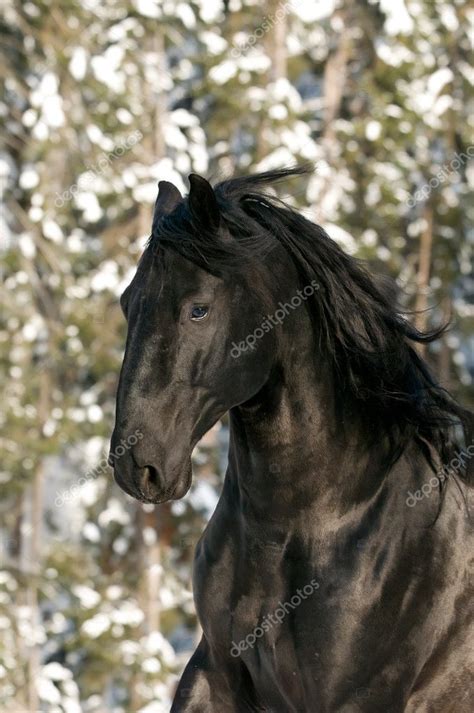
[0,0,473,711]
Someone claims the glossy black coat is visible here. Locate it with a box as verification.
[110,169,473,712]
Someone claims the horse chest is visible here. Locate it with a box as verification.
[193,528,315,652]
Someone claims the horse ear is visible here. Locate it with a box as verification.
[152,181,182,232]
[188,174,220,230]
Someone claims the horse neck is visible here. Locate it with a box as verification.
[227,313,404,528]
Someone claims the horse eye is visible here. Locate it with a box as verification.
[190,305,209,321]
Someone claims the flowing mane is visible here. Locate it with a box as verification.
[149,165,472,479]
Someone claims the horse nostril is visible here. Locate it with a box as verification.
[144,465,159,484]
[141,465,161,498]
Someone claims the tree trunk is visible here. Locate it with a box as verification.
[414,204,434,354]
[266,0,287,82]
[323,12,351,141]
[257,0,289,161]
[25,366,50,711]
[438,297,452,388]
[143,506,162,634]
[316,7,351,221]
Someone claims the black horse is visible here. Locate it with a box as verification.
[110,167,473,712]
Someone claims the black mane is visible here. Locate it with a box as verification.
[149,166,472,478]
